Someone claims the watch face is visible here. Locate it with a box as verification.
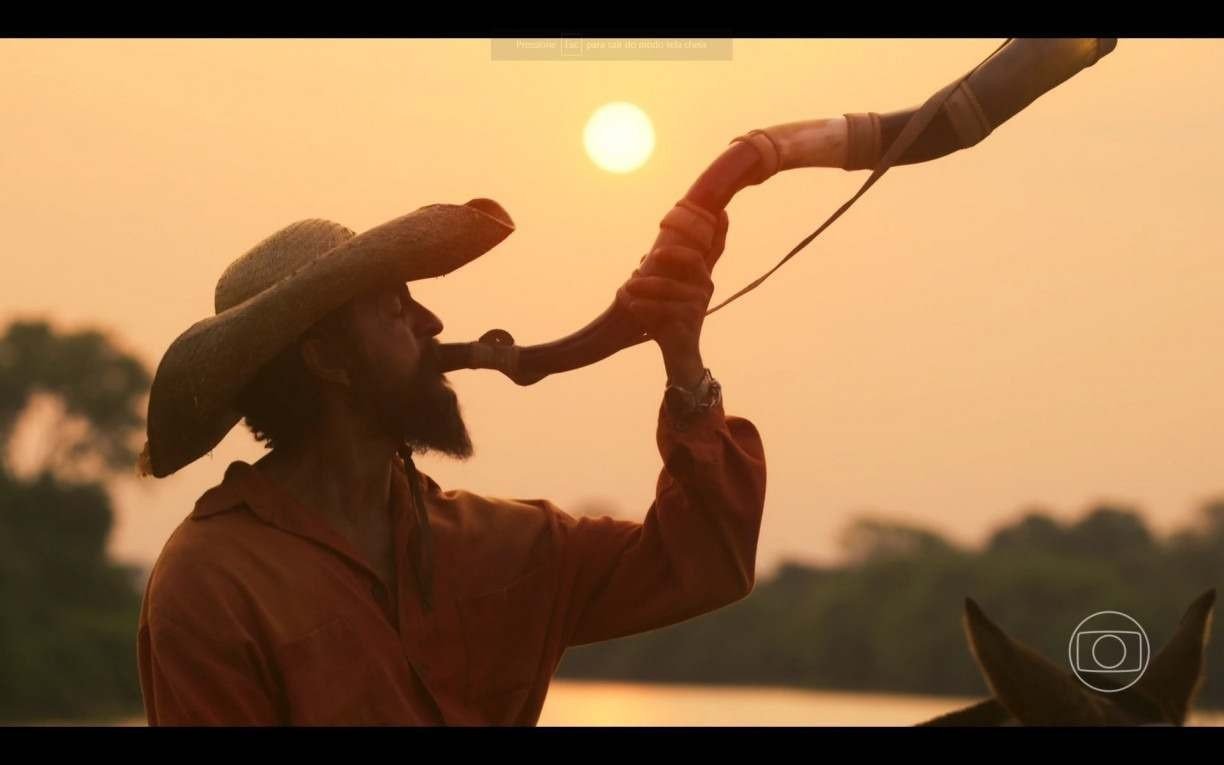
[664,369,717,420]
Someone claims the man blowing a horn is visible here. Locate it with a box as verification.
[135,198,767,725]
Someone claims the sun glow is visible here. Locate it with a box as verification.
[583,102,655,174]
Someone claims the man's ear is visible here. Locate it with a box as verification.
[300,333,352,388]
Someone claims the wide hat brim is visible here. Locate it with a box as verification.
[139,199,515,478]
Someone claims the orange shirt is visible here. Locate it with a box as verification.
[136,397,766,725]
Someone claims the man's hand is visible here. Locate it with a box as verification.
[616,210,729,390]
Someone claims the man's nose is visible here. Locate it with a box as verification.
[414,302,444,338]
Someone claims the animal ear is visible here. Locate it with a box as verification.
[917,698,1012,727]
[1134,589,1216,724]
[963,598,1111,726]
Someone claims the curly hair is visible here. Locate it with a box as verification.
[234,343,318,452]
[234,307,352,453]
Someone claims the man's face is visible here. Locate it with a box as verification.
[334,282,473,459]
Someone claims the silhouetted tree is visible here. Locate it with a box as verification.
[0,320,149,481]
[560,503,1224,711]
[0,319,150,721]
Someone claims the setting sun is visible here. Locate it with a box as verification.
[583,101,655,173]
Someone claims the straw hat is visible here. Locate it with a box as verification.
[138,199,515,478]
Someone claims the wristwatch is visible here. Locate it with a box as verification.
[664,368,722,427]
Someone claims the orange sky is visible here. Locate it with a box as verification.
[2,39,1222,577]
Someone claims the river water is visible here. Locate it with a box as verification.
[84,679,1224,726]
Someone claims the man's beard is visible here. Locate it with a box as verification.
[349,343,474,460]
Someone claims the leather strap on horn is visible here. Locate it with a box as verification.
[659,198,720,250]
[729,129,782,185]
[842,112,882,172]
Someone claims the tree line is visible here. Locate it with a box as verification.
[2,318,1220,721]
[558,502,1224,709]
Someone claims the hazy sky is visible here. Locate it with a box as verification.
[3,39,1222,577]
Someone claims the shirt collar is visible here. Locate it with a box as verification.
[192,459,421,520]
[190,459,424,579]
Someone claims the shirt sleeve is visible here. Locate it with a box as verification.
[138,617,282,725]
[137,559,282,726]
[555,394,767,647]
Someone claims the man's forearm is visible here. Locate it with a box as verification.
[663,346,706,389]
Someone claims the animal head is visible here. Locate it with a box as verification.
[921,589,1215,726]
